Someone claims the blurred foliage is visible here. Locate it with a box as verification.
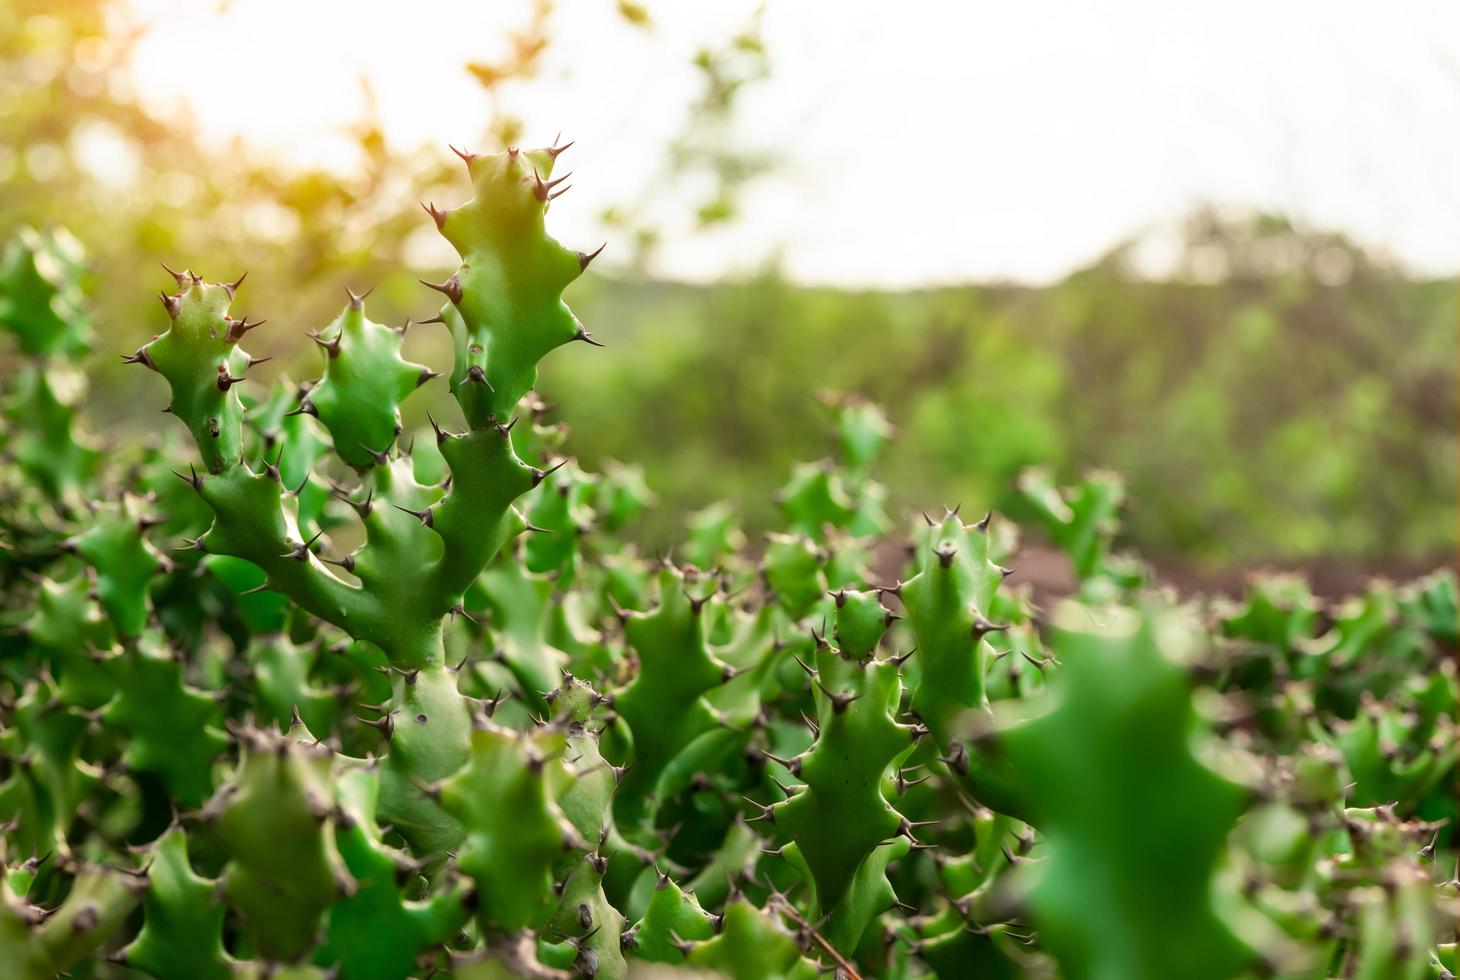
[0,0,1452,568]
[597,4,776,267]
[0,0,474,371]
[547,216,1456,565]
[463,0,553,149]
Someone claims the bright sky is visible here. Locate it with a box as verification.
[122,0,1460,287]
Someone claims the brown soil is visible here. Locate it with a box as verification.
[870,540,1456,609]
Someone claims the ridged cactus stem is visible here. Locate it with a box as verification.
[427,425,537,599]
[130,141,597,676]
[193,465,380,636]
[431,145,591,425]
[374,661,477,854]
[126,142,600,856]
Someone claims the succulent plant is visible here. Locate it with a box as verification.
[0,138,1453,980]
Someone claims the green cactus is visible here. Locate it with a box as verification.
[208,721,349,960]
[119,827,234,980]
[300,294,435,469]
[608,562,737,832]
[120,141,601,857]
[999,603,1253,980]
[2,138,1455,980]
[681,896,822,979]
[763,602,919,954]
[624,871,717,963]
[101,636,230,807]
[0,677,99,859]
[442,721,577,933]
[886,510,1033,819]
[322,766,473,980]
[0,861,142,980]
[0,228,99,557]
[1017,467,1144,598]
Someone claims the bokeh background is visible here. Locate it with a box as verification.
[3,0,1456,582]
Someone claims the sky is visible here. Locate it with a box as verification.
[121,0,1460,287]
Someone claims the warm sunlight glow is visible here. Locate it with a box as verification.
[124,0,1460,286]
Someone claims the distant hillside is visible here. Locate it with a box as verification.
[546,248,1455,566]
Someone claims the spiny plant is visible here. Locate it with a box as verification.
[125,139,601,858]
[0,137,1455,980]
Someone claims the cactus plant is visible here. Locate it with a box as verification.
[0,134,1454,980]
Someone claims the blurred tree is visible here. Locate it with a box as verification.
[594,5,777,269]
[546,212,1456,566]
[464,0,554,149]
